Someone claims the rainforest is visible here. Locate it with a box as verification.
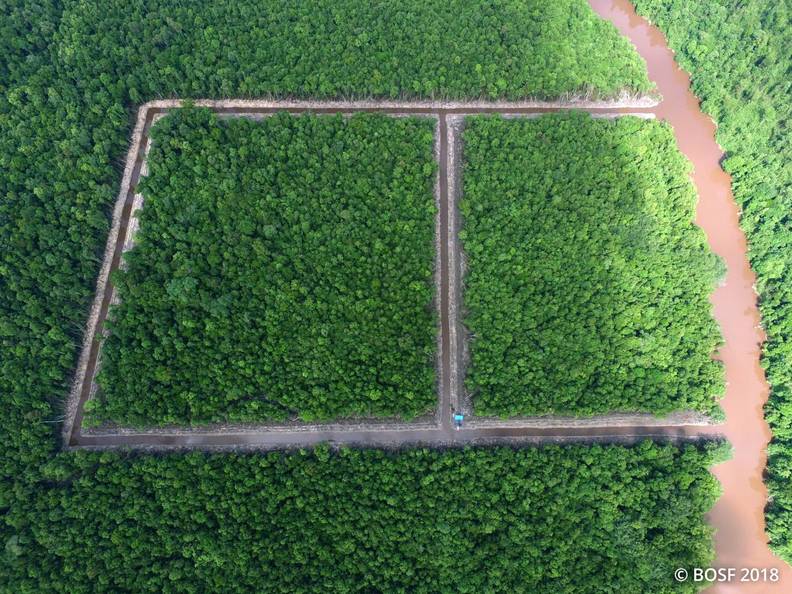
[460,113,723,418]
[17,442,724,592]
[4,0,785,589]
[90,108,437,426]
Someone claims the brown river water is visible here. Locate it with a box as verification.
[589,1,792,591]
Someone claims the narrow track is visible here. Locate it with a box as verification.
[76,425,721,451]
[64,99,722,451]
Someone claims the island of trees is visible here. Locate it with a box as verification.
[461,113,723,417]
[91,108,437,426]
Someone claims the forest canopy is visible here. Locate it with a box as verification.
[51,0,652,100]
[460,113,723,417]
[16,441,724,593]
[0,0,732,590]
[0,0,652,471]
[91,108,437,426]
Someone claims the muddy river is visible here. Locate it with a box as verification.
[589,0,792,590]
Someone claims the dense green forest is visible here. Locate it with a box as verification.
[53,0,652,100]
[0,0,715,589]
[91,108,437,426]
[633,0,792,563]
[461,114,723,417]
[9,442,724,592]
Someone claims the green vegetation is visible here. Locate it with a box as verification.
[54,0,652,100]
[12,441,723,592]
[0,0,652,472]
[632,0,792,563]
[0,0,723,589]
[91,108,436,426]
[461,114,723,417]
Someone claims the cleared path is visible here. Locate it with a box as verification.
[64,98,723,451]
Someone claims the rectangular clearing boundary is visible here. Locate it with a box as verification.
[63,98,722,451]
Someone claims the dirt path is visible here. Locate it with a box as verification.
[438,113,452,431]
[75,423,718,450]
[65,100,668,449]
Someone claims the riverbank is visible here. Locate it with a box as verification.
[588,0,792,589]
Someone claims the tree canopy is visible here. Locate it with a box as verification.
[460,113,723,417]
[52,0,652,100]
[0,0,739,589]
[13,441,724,593]
[91,108,437,426]
[0,0,651,480]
